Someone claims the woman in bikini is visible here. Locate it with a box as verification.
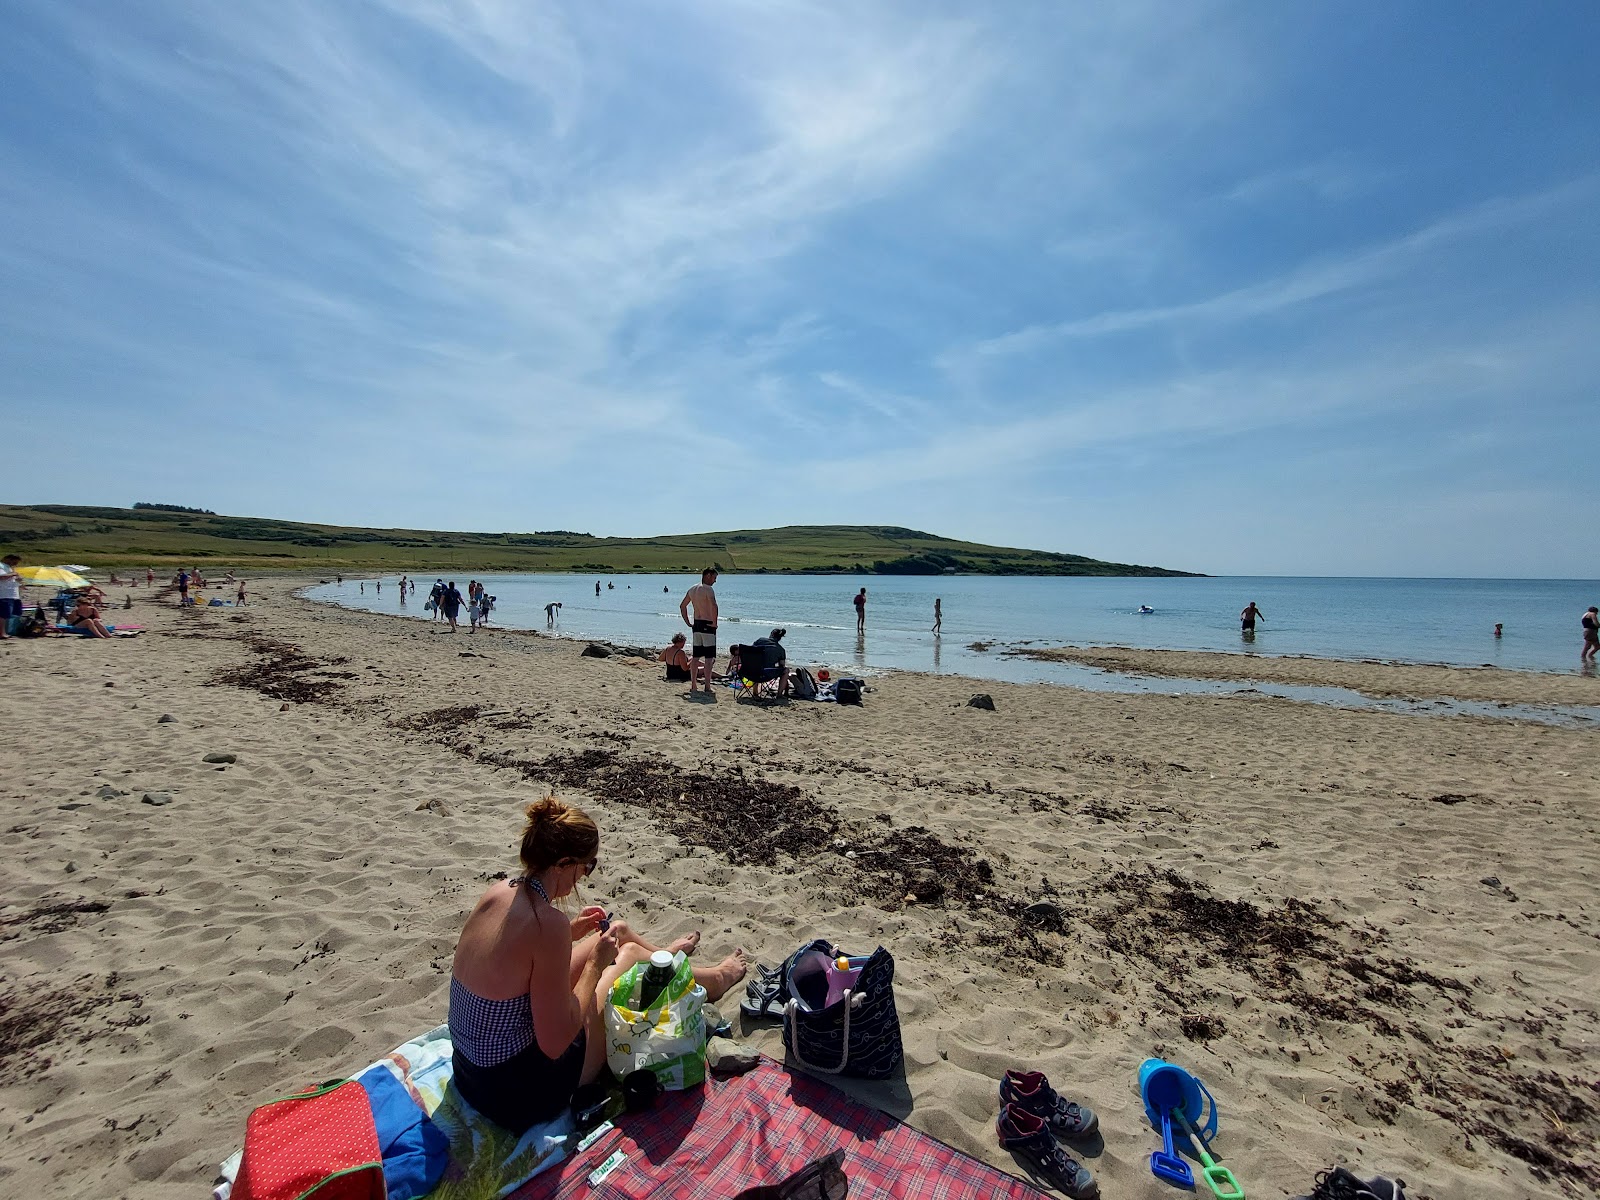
[448,797,747,1133]
[67,594,112,638]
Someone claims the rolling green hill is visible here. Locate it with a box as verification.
[0,504,1201,576]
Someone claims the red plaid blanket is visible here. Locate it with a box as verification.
[513,1058,1050,1199]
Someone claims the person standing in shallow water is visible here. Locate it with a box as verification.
[1240,601,1265,634]
[441,581,466,632]
[1583,607,1599,663]
[854,587,867,633]
[932,597,942,635]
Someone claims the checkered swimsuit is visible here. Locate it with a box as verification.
[447,876,545,1067]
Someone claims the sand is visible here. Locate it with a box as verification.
[2,577,1596,1199]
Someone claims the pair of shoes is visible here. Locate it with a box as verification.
[738,962,788,1020]
[1294,1167,1409,1200]
[997,1105,1098,1199]
[1001,1069,1098,1138]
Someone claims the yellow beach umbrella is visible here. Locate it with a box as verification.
[16,566,92,589]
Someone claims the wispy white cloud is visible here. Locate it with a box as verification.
[4,2,1597,574]
[823,307,1600,492]
[960,176,1599,362]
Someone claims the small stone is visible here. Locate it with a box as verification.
[415,798,447,815]
[1480,876,1502,889]
[202,753,237,764]
[104,681,115,688]
[65,861,77,872]
[707,1037,760,1075]
[279,703,291,711]
[142,792,173,806]
[96,785,128,800]
[1023,901,1065,928]
[966,694,996,711]
[157,714,177,724]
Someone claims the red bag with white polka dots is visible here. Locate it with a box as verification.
[232,1079,385,1200]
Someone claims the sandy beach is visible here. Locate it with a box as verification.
[2,576,1597,1199]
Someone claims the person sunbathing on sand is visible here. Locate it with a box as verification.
[449,796,747,1135]
[659,632,692,682]
[67,595,112,638]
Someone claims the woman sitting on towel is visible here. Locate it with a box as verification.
[67,595,112,638]
[449,797,747,1134]
[658,632,692,682]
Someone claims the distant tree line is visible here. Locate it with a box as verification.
[133,502,216,515]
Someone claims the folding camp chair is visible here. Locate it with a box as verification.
[733,641,786,704]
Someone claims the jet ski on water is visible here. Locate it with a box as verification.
[1137,605,1155,614]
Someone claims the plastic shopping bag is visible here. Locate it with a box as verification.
[604,951,707,1090]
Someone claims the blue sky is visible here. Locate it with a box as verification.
[3,1,1597,577]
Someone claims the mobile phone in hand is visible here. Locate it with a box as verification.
[598,912,613,933]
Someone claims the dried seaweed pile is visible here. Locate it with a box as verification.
[1084,867,1598,1192]
[0,898,111,943]
[210,634,348,704]
[395,704,486,732]
[477,748,841,867]
[0,972,146,1085]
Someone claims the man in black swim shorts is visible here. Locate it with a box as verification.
[679,568,719,692]
[1240,601,1264,633]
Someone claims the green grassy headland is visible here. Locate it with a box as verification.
[0,504,1201,576]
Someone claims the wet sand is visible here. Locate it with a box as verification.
[1009,643,1600,707]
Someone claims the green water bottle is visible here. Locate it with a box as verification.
[637,950,676,1009]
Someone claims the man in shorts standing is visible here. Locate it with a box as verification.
[854,587,867,633]
[679,568,720,693]
[0,554,22,639]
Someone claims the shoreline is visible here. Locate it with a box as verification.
[298,583,1600,711]
[3,576,1597,1197]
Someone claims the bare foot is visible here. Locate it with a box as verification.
[692,948,749,1003]
[668,931,702,956]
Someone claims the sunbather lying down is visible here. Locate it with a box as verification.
[449,796,747,1134]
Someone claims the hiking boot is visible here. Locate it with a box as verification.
[1000,1069,1099,1138]
[997,1103,1098,1199]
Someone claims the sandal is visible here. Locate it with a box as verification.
[1000,1070,1099,1138]
[997,1104,1098,1199]
[739,963,788,1020]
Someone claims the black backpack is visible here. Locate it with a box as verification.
[791,668,818,700]
[835,678,863,706]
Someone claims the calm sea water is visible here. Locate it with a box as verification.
[305,574,1600,686]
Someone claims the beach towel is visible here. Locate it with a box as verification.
[216,1025,573,1200]
[513,1056,1049,1200]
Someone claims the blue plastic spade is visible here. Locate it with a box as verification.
[1151,1104,1194,1188]
[1141,1058,1221,1191]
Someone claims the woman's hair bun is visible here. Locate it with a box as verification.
[523,795,565,827]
